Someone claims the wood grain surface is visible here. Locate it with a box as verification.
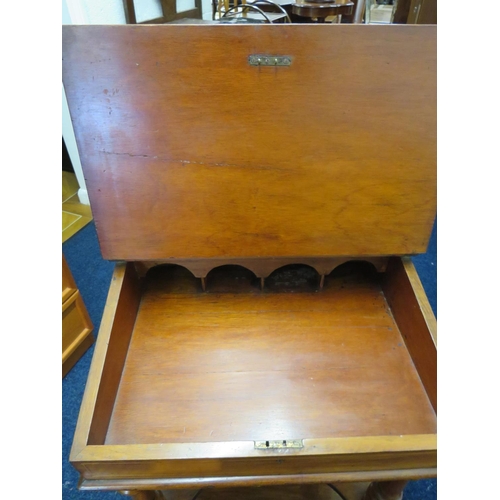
[382,257,437,412]
[71,263,140,455]
[75,436,436,482]
[88,263,142,445]
[104,264,436,445]
[78,467,436,489]
[62,25,436,261]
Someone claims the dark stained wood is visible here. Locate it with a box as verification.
[62,25,436,261]
[133,256,388,279]
[292,1,353,21]
[120,491,160,500]
[407,0,436,24]
[122,0,137,23]
[392,0,411,23]
[362,480,408,500]
[104,265,435,445]
[382,257,437,412]
[341,0,365,23]
[416,0,436,24]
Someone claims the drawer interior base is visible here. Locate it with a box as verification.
[103,263,436,446]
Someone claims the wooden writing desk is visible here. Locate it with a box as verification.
[62,24,436,500]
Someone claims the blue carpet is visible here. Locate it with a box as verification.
[62,220,437,500]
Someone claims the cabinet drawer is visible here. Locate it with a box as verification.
[62,290,94,376]
[70,257,436,488]
[62,255,77,304]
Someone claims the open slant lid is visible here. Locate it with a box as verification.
[62,25,436,262]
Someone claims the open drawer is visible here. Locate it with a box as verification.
[70,257,436,490]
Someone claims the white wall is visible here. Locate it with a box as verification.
[64,0,208,24]
[62,0,90,204]
[62,0,212,205]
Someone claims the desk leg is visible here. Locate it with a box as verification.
[362,481,408,500]
[119,490,161,500]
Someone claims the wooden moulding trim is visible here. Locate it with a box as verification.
[72,435,436,480]
[62,286,77,304]
[75,434,436,462]
[62,288,80,313]
[79,468,437,490]
[63,332,94,378]
[133,256,390,280]
[62,326,93,364]
[401,257,437,345]
[87,262,143,445]
[70,263,131,459]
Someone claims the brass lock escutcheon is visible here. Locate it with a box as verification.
[248,55,292,67]
[254,439,304,449]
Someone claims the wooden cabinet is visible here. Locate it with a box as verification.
[393,0,436,24]
[62,255,94,377]
[407,0,436,24]
[62,24,436,500]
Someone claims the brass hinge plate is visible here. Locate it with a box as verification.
[254,439,304,449]
[248,55,292,67]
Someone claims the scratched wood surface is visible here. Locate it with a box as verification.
[62,25,436,261]
[104,264,436,445]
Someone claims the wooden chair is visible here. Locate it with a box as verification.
[214,0,290,22]
[292,0,354,23]
[341,0,366,22]
[123,0,202,24]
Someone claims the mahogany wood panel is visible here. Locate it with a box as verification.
[104,266,436,445]
[70,259,437,486]
[120,491,160,500]
[88,263,142,445]
[292,2,354,21]
[79,467,436,490]
[73,437,437,481]
[71,263,139,455]
[382,257,437,412]
[62,25,436,261]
